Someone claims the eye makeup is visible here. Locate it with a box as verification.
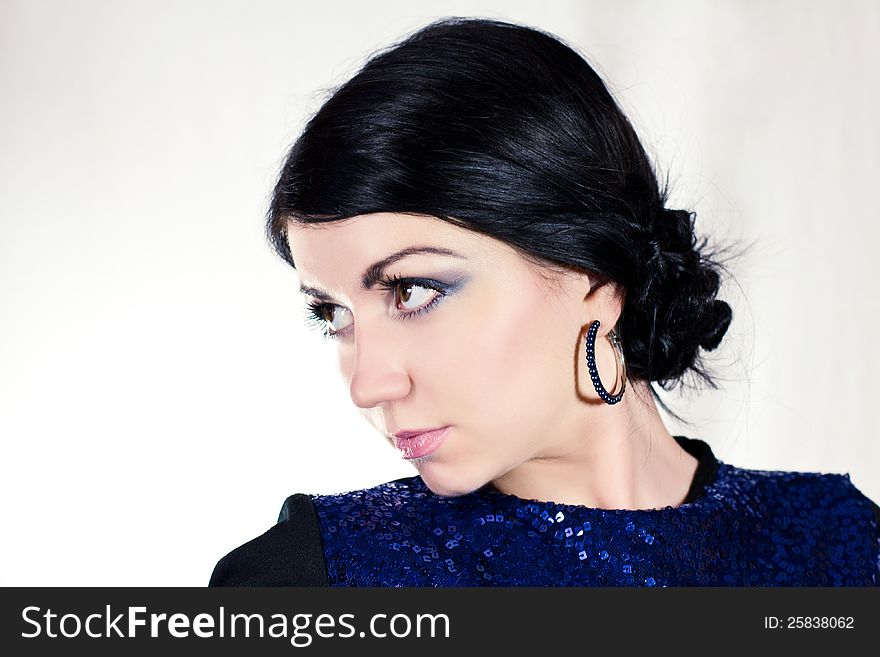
[302,272,468,341]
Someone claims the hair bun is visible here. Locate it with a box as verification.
[699,300,733,352]
[645,208,695,269]
[623,206,733,386]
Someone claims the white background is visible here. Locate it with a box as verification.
[1,0,878,586]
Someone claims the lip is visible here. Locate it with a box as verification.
[392,426,451,459]
[393,427,449,440]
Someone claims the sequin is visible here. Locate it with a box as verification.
[310,460,880,586]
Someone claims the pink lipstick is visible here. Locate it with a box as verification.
[393,427,450,459]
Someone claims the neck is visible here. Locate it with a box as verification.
[488,380,699,510]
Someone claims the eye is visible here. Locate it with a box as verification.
[378,275,447,320]
[304,303,353,339]
[396,281,437,311]
[303,275,452,341]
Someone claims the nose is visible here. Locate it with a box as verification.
[347,325,412,410]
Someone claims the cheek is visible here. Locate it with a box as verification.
[451,280,572,421]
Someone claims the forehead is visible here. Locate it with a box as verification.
[286,212,572,304]
[285,212,506,269]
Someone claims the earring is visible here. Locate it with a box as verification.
[585,320,626,405]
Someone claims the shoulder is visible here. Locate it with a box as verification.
[719,463,880,527]
[838,474,880,528]
[209,493,328,587]
[208,477,426,587]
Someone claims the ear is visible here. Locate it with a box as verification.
[583,278,626,334]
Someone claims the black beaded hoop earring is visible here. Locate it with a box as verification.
[585,320,627,405]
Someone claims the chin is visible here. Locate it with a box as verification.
[416,463,487,498]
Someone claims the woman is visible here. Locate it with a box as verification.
[210,17,880,586]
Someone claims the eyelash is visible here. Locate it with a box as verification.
[303,274,449,341]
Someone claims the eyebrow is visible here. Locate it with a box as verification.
[298,245,468,301]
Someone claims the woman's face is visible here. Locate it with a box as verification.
[286,212,613,497]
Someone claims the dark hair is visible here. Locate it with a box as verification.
[266,17,742,423]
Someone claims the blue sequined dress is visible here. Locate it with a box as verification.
[209,436,880,586]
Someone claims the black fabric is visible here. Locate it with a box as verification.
[209,493,328,586]
[675,435,720,504]
[208,436,879,586]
